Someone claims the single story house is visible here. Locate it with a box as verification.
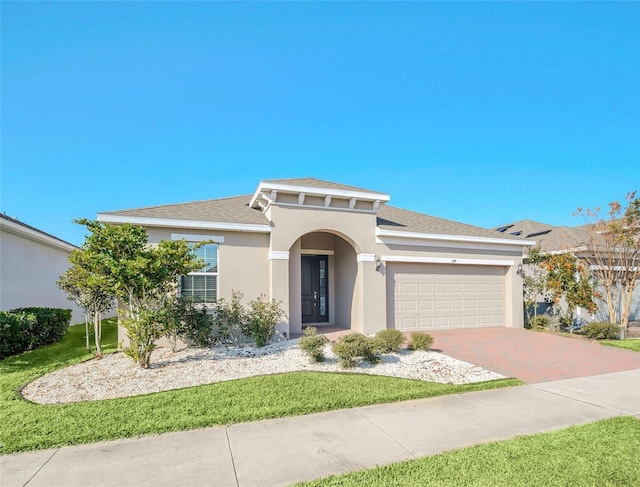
[98,178,532,342]
[492,219,640,323]
[0,213,85,323]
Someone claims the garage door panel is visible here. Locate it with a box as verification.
[388,263,506,331]
[418,283,433,294]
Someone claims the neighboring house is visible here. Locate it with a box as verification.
[0,214,85,323]
[492,220,640,323]
[98,178,532,343]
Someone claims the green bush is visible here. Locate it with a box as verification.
[528,315,551,331]
[162,296,214,351]
[373,329,405,353]
[1,307,71,359]
[212,291,249,346]
[298,327,329,363]
[408,332,434,351]
[246,295,286,347]
[0,311,37,359]
[582,322,620,340]
[332,333,379,368]
[121,309,165,368]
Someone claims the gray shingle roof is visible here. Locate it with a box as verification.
[100,180,523,242]
[101,195,269,225]
[491,219,592,252]
[377,206,526,240]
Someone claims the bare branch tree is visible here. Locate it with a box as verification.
[575,191,640,330]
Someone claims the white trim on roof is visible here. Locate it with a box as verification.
[250,181,390,208]
[0,217,77,252]
[375,228,534,248]
[97,214,272,233]
[382,255,515,266]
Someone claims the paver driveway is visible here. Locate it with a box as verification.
[428,327,640,383]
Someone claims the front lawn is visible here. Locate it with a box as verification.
[296,416,640,487]
[1,321,520,455]
[601,338,640,352]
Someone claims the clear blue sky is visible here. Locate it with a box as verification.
[2,2,639,246]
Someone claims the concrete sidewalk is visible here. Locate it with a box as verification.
[2,369,639,487]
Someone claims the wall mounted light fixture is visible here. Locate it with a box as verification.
[375,255,382,272]
[517,264,524,276]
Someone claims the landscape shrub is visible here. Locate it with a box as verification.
[373,329,405,353]
[408,332,434,351]
[162,296,214,351]
[1,307,71,359]
[212,291,249,346]
[0,311,37,359]
[527,315,551,331]
[10,307,72,346]
[121,309,163,368]
[332,332,379,368]
[582,322,620,340]
[298,327,329,363]
[246,295,286,347]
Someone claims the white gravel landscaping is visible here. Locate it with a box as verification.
[21,340,504,405]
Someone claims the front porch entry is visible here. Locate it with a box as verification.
[287,231,359,335]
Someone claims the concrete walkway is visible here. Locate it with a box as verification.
[2,369,638,487]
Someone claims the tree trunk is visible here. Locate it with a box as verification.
[620,287,633,331]
[85,313,90,352]
[94,312,102,357]
[605,287,616,324]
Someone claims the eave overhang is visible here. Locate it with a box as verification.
[97,214,272,233]
[376,227,535,251]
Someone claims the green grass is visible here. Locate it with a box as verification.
[601,338,640,352]
[1,321,520,455]
[296,416,640,487]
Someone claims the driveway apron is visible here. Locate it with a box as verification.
[428,327,640,383]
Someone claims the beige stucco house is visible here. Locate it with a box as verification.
[0,214,85,323]
[99,178,532,341]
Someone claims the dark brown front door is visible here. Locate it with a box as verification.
[301,255,329,323]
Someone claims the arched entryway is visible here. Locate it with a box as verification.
[288,231,358,335]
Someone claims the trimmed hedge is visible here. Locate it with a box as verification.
[0,307,72,359]
[373,329,405,353]
[332,333,379,368]
[582,322,620,340]
[408,332,434,351]
[527,315,551,330]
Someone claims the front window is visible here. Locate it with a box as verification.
[180,243,218,302]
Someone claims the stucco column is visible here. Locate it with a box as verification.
[506,264,525,328]
[288,240,302,335]
[269,253,291,337]
[356,255,388,335]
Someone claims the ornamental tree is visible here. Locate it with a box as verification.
[540,252,598,320]
[73,219,205,367]
[575,191,640,330]
[57,261,114,356]
[522,246,550,321]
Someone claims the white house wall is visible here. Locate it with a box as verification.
[0,229,85,323]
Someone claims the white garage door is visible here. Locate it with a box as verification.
[387,263,506,331]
